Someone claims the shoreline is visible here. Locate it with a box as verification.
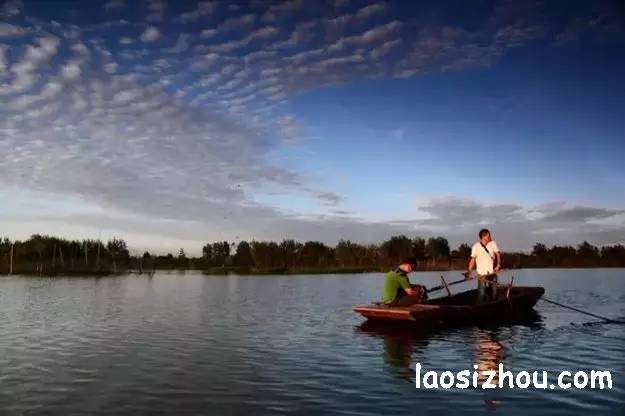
[3,264,625,278]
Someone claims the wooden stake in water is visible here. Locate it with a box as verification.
[9,243,14,275]
[84,242,88,267]
[96,241,101,270]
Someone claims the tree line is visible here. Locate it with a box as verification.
[1,234,624,276]
[0,235,187,275]
[200,237,625,273]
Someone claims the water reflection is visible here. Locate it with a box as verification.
[356,321,436,382]
[356,310,543,387]
[473,327,506,411]
[474,328,505,385]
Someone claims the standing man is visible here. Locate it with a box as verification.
[382,259,427,306]
[465,229,502,302]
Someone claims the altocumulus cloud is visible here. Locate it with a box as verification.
[0,0,623,253]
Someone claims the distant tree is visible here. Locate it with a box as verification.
[454,243,471,259]
[233,241,254,267]
[411,238,426,260]
[336,240,352,267]
[250,241,279,269]
[381,235,413,266]
[178,248,187,259]
[30,234,46,272]
[601,244,625,266]
[300,241,333,267]
[142,251,151,259]
[532,243,548,257]
[577,241,599,259]
[426,237,450,260]
[201,243,213,265]
[550,245,576,266]
[107,238,129,259]
[280,239,301,268]
[212,241,231,266]
[107,238,129,272]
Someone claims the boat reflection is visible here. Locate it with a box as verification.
[355,310,543,388]
[356,320,440,382]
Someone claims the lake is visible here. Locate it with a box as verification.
[0,269,623,415]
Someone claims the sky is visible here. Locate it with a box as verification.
[1,0,624,255]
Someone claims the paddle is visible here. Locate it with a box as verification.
[426,270,502,294]
[426,276,472,294]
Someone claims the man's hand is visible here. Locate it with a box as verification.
[462,271,473,279]
[494,265,502,273]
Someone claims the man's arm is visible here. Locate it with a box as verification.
[465,257,476,278]
[399,274,418,295]
[494,251,502,272]
[492,241,502,272]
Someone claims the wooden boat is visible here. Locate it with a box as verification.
[353,286,545,326]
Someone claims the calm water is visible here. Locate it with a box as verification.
[0,269,623,415]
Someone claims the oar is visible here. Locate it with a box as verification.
[426,270,505,294]
[426,276,471,294]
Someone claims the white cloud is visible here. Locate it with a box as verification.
[61,61,82,80]
[162,33,190,53]
[0,45,7,74]
[146,0,166,22]
[356,2,388,19]
[217,13,257,32]
[371,38,401,58]
[2,0,23,17]
[278,114,301,143]
[200,28,217,38]
[104,62,118,73]
[324,2,390,34]
[263,0,303,21]
[177,1,218,23]
[0,36,60,96]
[104,0,125,12]
[0,23,26,37]
[412,197,625,250]
[328,21,401,52]
[0,0,617,250]
[0,37,341,248]
[247,26,280,42]
[140,26,160,42]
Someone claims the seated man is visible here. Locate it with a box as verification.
[382,259,427,306]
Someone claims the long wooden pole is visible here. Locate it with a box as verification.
[541,298,625,324]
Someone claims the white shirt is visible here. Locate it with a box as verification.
[471,240,500,276]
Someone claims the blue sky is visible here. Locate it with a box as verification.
[1,0,624,254]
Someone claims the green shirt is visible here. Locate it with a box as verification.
[382,270,411,304]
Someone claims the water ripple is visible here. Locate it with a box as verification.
[0,270,623,415]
